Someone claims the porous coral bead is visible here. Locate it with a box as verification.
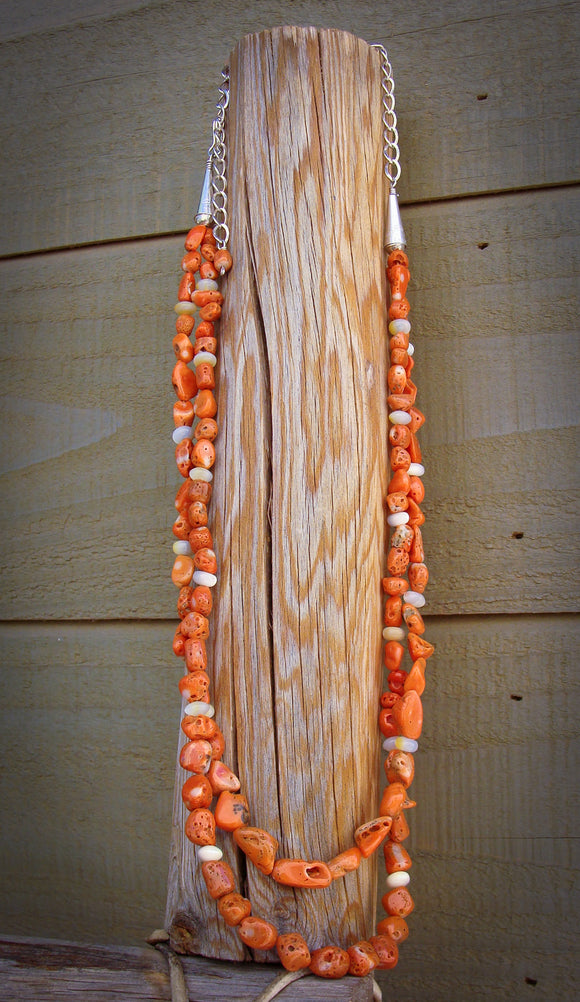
[181,714,217,742]
[388,364,407,395]
[176,314,195,336]
[233,826,278,874]
[385,749,415,788]
[195,418,218,442]
[173,331,194,363]
[382,886,414,917]
[172,360,197,400]
[388,468,411,494]
[194,547,217,575]
[192,438,215,469]
[408,562,429,593]
[384,840,412,873]
[185,807,215,846]
[276,933,311,971]
[390,811,410,843]
[177,272,196,301]
[208,728,225,760]
[194,389,217,418]
[390,446,411,471]
[390,523,414,552]
[369,935,399,970]
[188,501,208,527]
[217,892,251,926]
[199,260,219,280]
[384,595,403,627]
[309,946,350,979]
[409,525,425,563]
[195,320,215,340]
[173,515,191,541]
[201,859,236,899]
[408,633,435,660]
[387,547,409,576]
[181,773,213,810]
[175,438,194,478]
[379,782,407,818]
[184,224,207,251]
[188,476,212,503]
[354,816,393,857]
[193,336,218,356]
[386,491,409,513]
[180,610,210,639]
[189,527,213,552]
[393,690,423,740]
[347,941,379,977]
[213,248,233,273]
[171,555,194,587]
[403,603,425,635]
[214,791,250,831]
[207,760,241,794]
[179,737,212,773]
[200,302,221,322]
[190,585,212,617]
[327,846,362,879]
[178,670,210,702]
[408,475,425,504]
[271,859,332,888]
[173,399,195,427]
[195,362,216,390]
[172,627,185,657]
[200,242,215,261]
[408,405,426,434]
[238,916,278,950]
[379,707,397,738]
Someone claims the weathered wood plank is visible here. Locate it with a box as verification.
[0,622,176,945]
[0,188,577,619]
[0,938,374,1001]
[0,1,577,254]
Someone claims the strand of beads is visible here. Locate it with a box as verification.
[378,249,434,938]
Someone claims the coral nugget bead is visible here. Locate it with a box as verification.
[369,935,399,970]
[172,360,196,401]
[271,859,332,888]
[376,915,409,943]
[181,774,213,811]
[217,892,251,927]
[201,859,236,899]
[354,816,393,857]
[179,738,212,773]
[347,941,379,977]
[382,887,415,918]
[393,689,423,740]
[233,826,278,875]
[327,846,362,879]
[379,782,407,818]
[238,916,278,950]
[309,946,350,979]
[276,933,311,971]
[214,791,250,831]
[185,808,215,846]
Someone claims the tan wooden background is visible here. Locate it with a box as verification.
[0,2,578,1000]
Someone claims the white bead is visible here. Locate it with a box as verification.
[197,845,223,862]
[408,463,425,477]
[383,626,405,641]
[189,468,213,482]
[403,590,426,608]
[383,736,419,753]
[193,351,217,367]
[174,301,197,315]
[196,279,219,292]
[388,319,411,335]
[173,540,192,556]
[387,512,409,527]
[407,343,415,356]
[386,871,410,888]
[184,701,215,718]
[193,570,217,587]
[172,425,193,444]
[388,410,412,425]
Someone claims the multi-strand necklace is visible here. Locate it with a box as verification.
[168,44,432,982]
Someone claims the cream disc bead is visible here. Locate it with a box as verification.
[383,626,405,642]
[197,845,223,862]
[196,278,219,292]
[389,410,412,425]
[383,736,419,753]
[173,540,192,556]
[386,871,410,888]
[173,425,194,444]
[174,301,198,315]
[407,343,415,356]
[193,570,217,587]
[408,463,425,477]
[403,590,426,608]
[388,318,411,335]
[387,511,410,527]
[184,701,215,718]
[190,468,213,482]
[193,351,217,367]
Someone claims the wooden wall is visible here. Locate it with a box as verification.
[0,2,578,1000]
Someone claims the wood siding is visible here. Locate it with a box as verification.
[0,2,578,1000]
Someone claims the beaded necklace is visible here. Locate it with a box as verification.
[169,43,433,983]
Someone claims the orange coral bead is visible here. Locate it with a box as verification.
[385,749,415,788]
[408,405,426,434]
[195,418,218,442]
[177,272,195,302]
[379,782,407,818]
[309,946,350,979]
[181,774,213,810]
[390,347,409,366]
[173,331,194,363]
[185,808,215,846]
[393,690,423,740]
[195,362,216,390]
[388,297,410,320]
[409,525,425,563]
[383,840,412,874]
[403,603,425,635]
[271,859,332,888]
[189,527,213,552]
[214,791,250,831]
[347,941,379,977]
[195,320,215,339]
[176,314,195,336]
[383,577,408,597]
[201,859,236,899]
[369,935,399,970]
[388,364,407,394]
[179,737,212,773]
[233,826,278,875]
[390,446,411,471]
[173,399,195,427]
[207,760,241,794]
[382,887,414,917]
[185,224,207,251]
[194,390,217,418]
[379,707,397,738]
[408,433,422,464]
[181,250,201,273]
[194,547,217,575]
[181,714,217,742]
[200,302,221,322]
[327,846,362,879]
[276,933,311,971]
[178,670,210,702]
[408,633,435,660]
[408,475,425,503]
[213,248,233,273]
[172,360,196,400]
[184,638,207,670]
[384,640,404,671]
[200,242,215,261]
[405,658,426,696]
[217,892,251,927]
[193,335,218,355]
[188,501,208,527]
[180,611,209,639]
[208,728,225,760]
[171,555,194,587]
[191,289,224,307]
[199,260,218,280]
[173,515,190,541]
[190,585,212,617]
[387,547,409,576]
[175,438,194,478]
[408,562,429,593]
[388,469,411,494]
[192,438,215,469]
[354,816,393,857]
[388,393,413,411]
[390,811,410,843]
[384,595,403,627]
[376,915,409,943]
[386,490,409,513]
[238,916,278,950]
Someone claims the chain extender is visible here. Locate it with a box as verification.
[195,66,230,249]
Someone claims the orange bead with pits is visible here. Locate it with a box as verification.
[207,760,241,794]
[187,479,212,504]
[175,481,191,513]
[408,475,425,503]
[189,527,213,552]
[173,331,194,363]
[369,935,399,970]
[410,525,425,562]
[181,773,213,810]
[408,433,422,464]
[214,248,233,273]
[390,329,410,351]
[408,405,426,434]
[175,314,195,336]
[190,585,212,617]
[272,859,332,888]
[354,816,392,857]
[385,750,415,788]
[192,438,215,469]
[388,424,411,449]
[208,728,225,760]
[195,320,215,340]
[185,224,207,251]
[276,933,311,971]
[309,946,350,979]
[200,302,221,322]
[181,714,217,742]
[181,250,201,273]
[180,610,209,640]
[388,364,407,395]
[172,627,185,658]
[390,347,409,366]
[171,555,194,587]
[177,586,194,618]
[191,289,223,308]
[403,603,425,635]
[199,260,218,280]
[387,260,410,298]
[214,791,250,831]
[388,297,410,321]
[194,548,217,575]
[388,393,412,411]
[233,826,278,874]
[201,859,236,899]
[238,916,278,950]
[185,807,215,846]
[193,336,217,356]
[384,840,412,874]
[184,638,207,670]
[217,892,251,927]
[379,782,407,818]
[173,514,190,541]
[194,390,217,418]
[406,498,425,527]
[172,360,196,401]
[179,738,212,774]
[327,846,362,879]
[177,272,195,302]
[387,546,409,576]
[195,418,218,442]
[195,362,215,390]
[408,561,429,593]
[173,399,194,427]
[390,446,411,472]
[390,811,410,843]
[386,491,409,513]
[188,501,208,527]
[382,887,414,917]
[384,595,403,627]
[200,242,215,261]
[178,670,210,703]
[175,438,194,478]
[347,942,379,977]
[379,708,397,738]
[383,577,408,596]
[393,690,423,740]
[376,915,409,943]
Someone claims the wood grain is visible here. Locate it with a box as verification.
[0,189,577,620]
[167,26,387,959]
[0,0,577,254]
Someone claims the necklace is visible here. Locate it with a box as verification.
[169,42,432,981]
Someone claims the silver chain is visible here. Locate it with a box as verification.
[372,44,401,188]
[210,66,230,249]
